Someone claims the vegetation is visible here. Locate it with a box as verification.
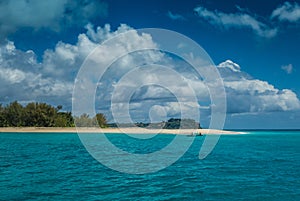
[0,101,73,127]
[163,118,201,129]
[0,101,107,128]
[0,101,200,129]
[73,113,108,128]
[113,118,201,129]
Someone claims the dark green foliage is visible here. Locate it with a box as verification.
[163,118,201,129]
[95,113,107,128]
[74,113,108,127]
[126,118,201,129]
[135,122,149,128]
[23,102,57,127]
[74,113,96,127]
[55,112,74,127]
[0,101,76,127]
[0,101,199,129]
[3,101,24,127]
[0,104,6,127]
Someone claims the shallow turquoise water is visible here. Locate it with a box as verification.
[0,131,299,200]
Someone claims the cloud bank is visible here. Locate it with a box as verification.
[218,60,300,113]
[0,24,299,123]
[0,41,73,104]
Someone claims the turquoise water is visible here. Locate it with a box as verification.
[0,131,299,200]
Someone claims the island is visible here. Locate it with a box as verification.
[0,101,243,135]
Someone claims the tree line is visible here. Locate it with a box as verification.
[0,101,107,127]
[0,101,200,129]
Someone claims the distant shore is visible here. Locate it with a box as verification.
[0,127,245,135]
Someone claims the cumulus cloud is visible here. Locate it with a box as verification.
[43,23,164,87]
[0,41,73,105]
[218,60,241,72]
[1,23,299,123]
[218,60,300,113]
[194,6,278,38]
[0,0,107,39]
[271,2,300,22]
[281,64,293,74]
[0,23,166,112]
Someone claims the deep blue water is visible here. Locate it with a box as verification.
[0,131,299,200]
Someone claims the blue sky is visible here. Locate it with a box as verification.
[1,0,300,129]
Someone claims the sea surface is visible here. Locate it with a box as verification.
[0,131,299,200]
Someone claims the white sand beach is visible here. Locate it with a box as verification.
[0,127,244,135]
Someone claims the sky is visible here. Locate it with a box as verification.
[0,0,300,129]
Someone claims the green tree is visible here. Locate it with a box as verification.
[163,118,200,129]
[23,102,58,127]
[4,101,24,127]
[37,103,57,126]
[0,104,6,127]
[74,113,96,127]
[55,112,74,127]
[0,101,77,128]
[95,113,108,128]
[23,102,38,126]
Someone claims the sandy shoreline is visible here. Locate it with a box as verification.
[0,127,244,135]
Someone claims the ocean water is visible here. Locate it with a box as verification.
[0,131,299,200]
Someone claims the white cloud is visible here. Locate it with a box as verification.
[218,60,241,72]
[0,66,73,104]
[167,11,186,21]
[0,24,166,111]
[1,23,299,123]
[193,2,300,38]
[226,80,300,112]
[194,6,278,38]
[218,60,300,113]
[0,39,73,105]
[0,41,40,73]
[0,0,107,38]
[108,58,300,122]
[281,64,293,74]
[0,67,25,84]
[271,2,300,22]
[41,23,161,80]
